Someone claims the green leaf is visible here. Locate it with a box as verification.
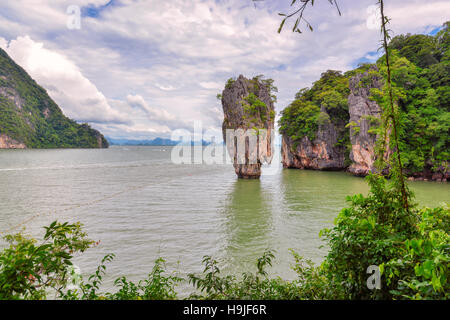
[278,18,286,34]
[293,18,299,32]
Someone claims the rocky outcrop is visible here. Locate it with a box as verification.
[221,75,275,179]
[406,165,449,182]
[280,67,388,175]
[280,65,447,182]
[281,105,346,170]
[0,86,24,110]
[0,134,26,149]
[347,66,384,176]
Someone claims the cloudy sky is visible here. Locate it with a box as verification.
[0,0,448,140]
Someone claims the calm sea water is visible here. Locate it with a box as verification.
[0,146,448,294]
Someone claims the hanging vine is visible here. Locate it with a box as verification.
[278,0,410,212]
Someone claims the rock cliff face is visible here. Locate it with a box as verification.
[0,133,26,149]
[281,105,346,170]
[221,75,275,179]
[347,67,384,176]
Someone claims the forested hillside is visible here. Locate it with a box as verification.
[0,48,108,149]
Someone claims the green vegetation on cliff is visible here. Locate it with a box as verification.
[279,22,449,175]
[279,69,350,142]
[370,23,449,174]
[0,48,108,148]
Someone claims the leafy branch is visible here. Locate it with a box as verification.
[278,0,341,34]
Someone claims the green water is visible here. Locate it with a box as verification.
[0,146,448,292]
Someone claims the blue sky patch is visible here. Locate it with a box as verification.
[81,0,115,18]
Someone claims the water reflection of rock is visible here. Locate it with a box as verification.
[221,179,274,273]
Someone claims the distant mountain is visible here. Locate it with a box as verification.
[107,137,212,146]
[0,48,108,149]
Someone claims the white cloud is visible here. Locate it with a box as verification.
[0,37,7,49]
[155,84,176,91]
[127,94,174,122]
[126,94,192,131]
[0,36,127,124]
[199,82,222,90]
[0,0,448,139]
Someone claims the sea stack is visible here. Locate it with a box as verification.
[221,75,275,179]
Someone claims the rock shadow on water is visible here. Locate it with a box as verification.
[220,178,274,273]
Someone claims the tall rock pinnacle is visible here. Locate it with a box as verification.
[221,75,275,179]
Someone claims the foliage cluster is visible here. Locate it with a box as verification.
[0,221,93,299]
[321,175,449,300]
[382,24,449,173]
[0,222,181,300]
[242,93,269,122]
[279,70,350,149]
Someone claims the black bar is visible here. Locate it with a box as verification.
[1,300,445,319]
